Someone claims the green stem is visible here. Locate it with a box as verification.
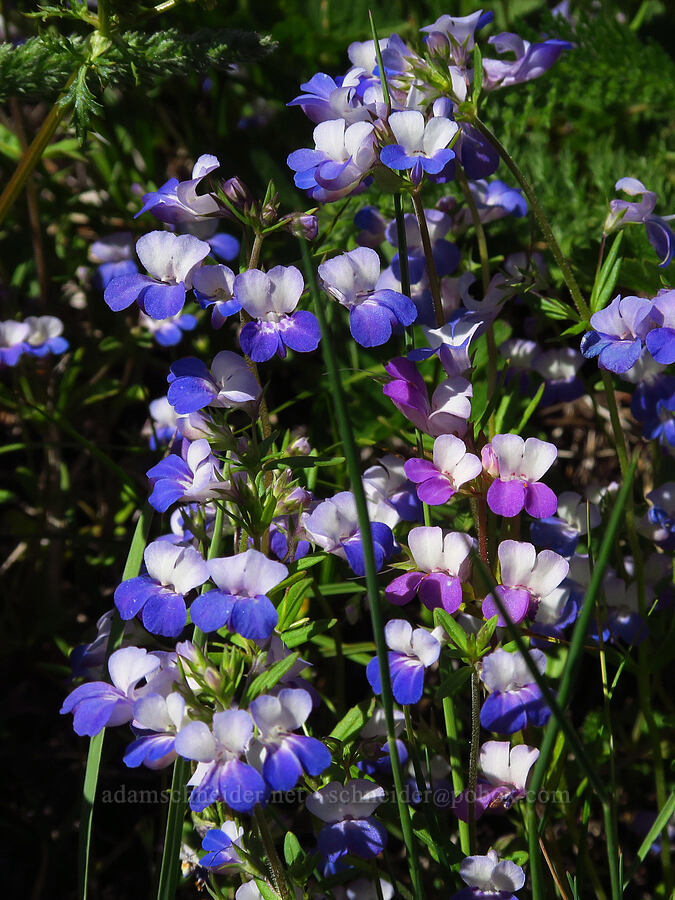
[300,236,424,900]
[470,115,590,321]
[441,687,470,855]
[411,191,444,327]
[0,72,77,226]
[254,806,292,900]
[468,669,480,853]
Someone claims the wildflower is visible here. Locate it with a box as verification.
[452,848,526,899]
[454,741,539,821]
[287,119,376,202]
[534,347,585,405]
[383,357,473,436]
[143,396,180,449]
[302,491,397,575]
[421,10,493,64]
[482,434,558,518]
[114,540,208,637]
[354,205,387,248]
[139,310,197,347]
[479,648,550,733]
[366,620,441,705]
[640,482,675,549]
[248,689,331,790]
[405,434,482,505]
[645,288,675,364]
[306,779,387,863]
[175,709,268,812]
[136,154,221,224]
[234,265,321,361]
[192,264,241,328]
[482,32,572,91]
[167,349,261,415]
[190,549,287,641]
[89,232,138,289]
[362,454,422,525]
[386,525,473,613]
[384,209,460,284]
[357,708,408,777]
[0,320,30,366]
[199,821,244,870]
[380,110,458,185]
[580,294,654,373]
[529,491,601,557]
[146,438,224,512]
[604,177,674,268]
[123,692,190,769]
[482,540,569,626]
[318,247,417,347]
[60,647,163,737]
[104,231,210,319]
[454,179,527,227]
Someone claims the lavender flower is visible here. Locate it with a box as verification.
[479,648,550,733]
[123,692,189,769]
[90,232,138,289]
[366,620,440,705]
[404,434,482,505]
[146,438,224,512]
[454,741,539,821]
[306,779,387,864]
[138,310,197,347]
[604,177,674,268]
[383,357,473,436]
[482,33,572,91]
[481,434,558,518]
[167,349,261,415]
[452,848,526,900]
[136,154,221,224]
[192,263,241,328]
[288,119,376,202]
[580,294,654,373]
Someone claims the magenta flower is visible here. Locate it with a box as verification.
[405,434,482,505]
[386,526,473,613]
[481,434,557,518]
[383,357,473,437]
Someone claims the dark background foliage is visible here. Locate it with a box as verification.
[0,0,673,896]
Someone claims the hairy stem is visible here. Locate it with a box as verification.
[411,190,444,327]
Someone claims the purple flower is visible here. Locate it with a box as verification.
[383,357,473,436]
[318,247,417,347]
[482,32,572,91]
[104,231,210,319]
[454,741,539,822]
[482,540,569,626]
[640,482,675,549]
[306,779,387,863]
[421,11,493,65]
[288,119,376,202]
[89,232,138,289]
[362,454,422,525]
[199,821,244,870]
[482,434,558,518]
[248,689,331,790]
[136,154,221,224]
[288,70,373,125]
[114,540,208,637]
[451,848,525,900]
[192,264,241,328]
[167,349,261,415]
[405,434,482,505]
[455,123,500,179]
[139,310,198,347]
[386,526,473,613]
[366,620,440,705]
[175,709,268,812]
[234,265,321,362]
[146,438,224,512]
[646,288,675,364]
[302,491,397,575]
[479,648,550,733]
[0,320,31,366]
[605,178,674,268]
[580,294,654,373]
[123,692,189,770]
[143,396,180,449]
[60,646,163,737]
[380,111,458,185]
[190,549,287,641]
[354,206,387,248]
[454,179,527,226]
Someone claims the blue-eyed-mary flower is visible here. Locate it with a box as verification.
[175,709,268,812]
[384,210,460,284]
[482,539,569,626]
[481,434,558,518]
[482,32,572,91]
[383,357,473,436]
[479,647,550,734]
[123,691,190,770]
[0,320,31,367]
[143,396,180,449]
[104,231,210,319]
[362,454,422,525]
[301,491,397,575]
[89,231,138,289]
[138,310,197,347]
[380,110,458,185]
[604,177,674,268]
[318,247,417,347]
[405,434,482,505]
[454,740,539,822]
[146,438,224,513]
[114,540,208,637]
[192,263,241,328]
[287,119,376,202]
[234,265,321,362]
[452,848,526,900]
[190,549,287,642]
[366,619,441,705]
[198,821,244,871]
[530,490,601,557]
[306,778,388,864]
[534,346,585,405]
[60,646,163,736]
[248,688,331,791]
[386,525,473,613]
[23,316,69,358]
[580,294,654,373]
[136,154,221,224]
[167,349,261,416]
[646,288,675,364]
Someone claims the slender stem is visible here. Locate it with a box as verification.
[470,115,590,321]
[468,669,480,853]
[254,806,291,900]
[300,237,424,900]
[0,72,77,226]
[394,191,414,354]
[527,802,544,899]
[411,191,444,327]
[240,231,271,438]
[441,687,470,855]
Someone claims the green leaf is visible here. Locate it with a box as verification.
[276,577,312,631]
[476,615,498,653]
[513,382,545,434]
[329,699,373,742]
[263,454,344,470]
[433,608,469,654]
[590,231,624,313]
[281,618,336,649]
[254,881,282,900]
[436,665,472,699]
[283,831,304,867]
[472,43,483,105]
[243,652,301,702]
